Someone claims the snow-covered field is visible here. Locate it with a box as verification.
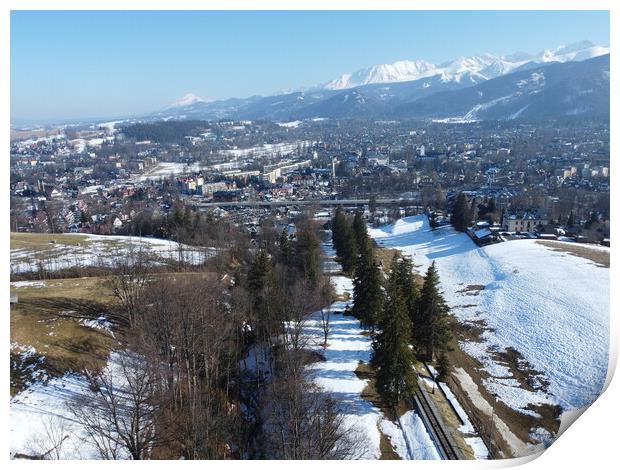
[136,162,207,181]
[369,216,609,415]
[11,233,212,274]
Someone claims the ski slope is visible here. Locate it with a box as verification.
[369,216,609,413]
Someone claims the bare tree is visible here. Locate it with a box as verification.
[261,377,364,459]
[105,255,149,328]
[319,307,331,348]
[68,351,161,460]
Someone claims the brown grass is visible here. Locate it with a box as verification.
[354,362,401,459]
[457,284,486,296]
[373,246,401,272]
[10,277,117,395]
[537,240,609,268]
[11,232,92,250]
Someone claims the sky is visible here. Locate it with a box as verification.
[10,10,610,122]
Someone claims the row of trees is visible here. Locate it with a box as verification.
[372,254,453,405]
[332,208,453,405]
[331,207,377,274]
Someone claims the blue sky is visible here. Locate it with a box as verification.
[11,10,610,121]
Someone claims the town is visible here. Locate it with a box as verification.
[10,118,610,246]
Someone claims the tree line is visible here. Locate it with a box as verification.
[331,207,452,405]
[56,214,360,459]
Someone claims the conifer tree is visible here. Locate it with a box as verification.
[339,223,358,275]
[487,198,497,214]
[352,238,384,329]
[372,258,417,405]
[331,207,347,258]
[417,261,452,362]
[247,249,280,342]
[451,192,470,232]
[352,211,368,248]
[394,257,419,345]
[436,352,451,382]
[294,225,321,285]
[279,228,292,263]
[369,194,377,216]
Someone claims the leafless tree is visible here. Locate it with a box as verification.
[319,307,331,348]
[105,255,149,328]
[68,351,161,460]
[261,377,364,459]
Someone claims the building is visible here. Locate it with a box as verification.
[502,209,548,232]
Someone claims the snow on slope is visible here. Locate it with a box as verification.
[369,216,609,413]
[11,352,134,459]
[325,60,437,90]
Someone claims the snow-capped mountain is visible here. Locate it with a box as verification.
[165,93,208,109]
[321,40,609,90]
[324,60,437,90]
[535,40,610,63]
[394,54,610,121]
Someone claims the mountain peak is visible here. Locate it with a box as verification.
[166,93,207,109]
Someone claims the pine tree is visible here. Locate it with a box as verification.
[331,206,346,258]
[279,228,292,263]
[352,239,384,329]
[372,258,417,405]
[567,210,575,228]
[339,223,358,275]
[487,198,497,214]
[417,262,452,362]
[352,210,368,249]
[247,249,280,340]
[436,352,451,382]
[369,194,377,216]
[451,192,470,232]
[394,256,419,346]
[294,225,321,285]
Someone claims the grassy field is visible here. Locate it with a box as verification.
[10,277,117,396]
[9,271,224,396]
[537,240,610,267]
[11,232,93,250]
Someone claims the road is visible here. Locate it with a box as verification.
[191,198,422,209]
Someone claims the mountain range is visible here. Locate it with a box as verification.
[150,40,610,123]
[321,40,609,90]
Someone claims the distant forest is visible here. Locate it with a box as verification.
[121,120,208,143]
